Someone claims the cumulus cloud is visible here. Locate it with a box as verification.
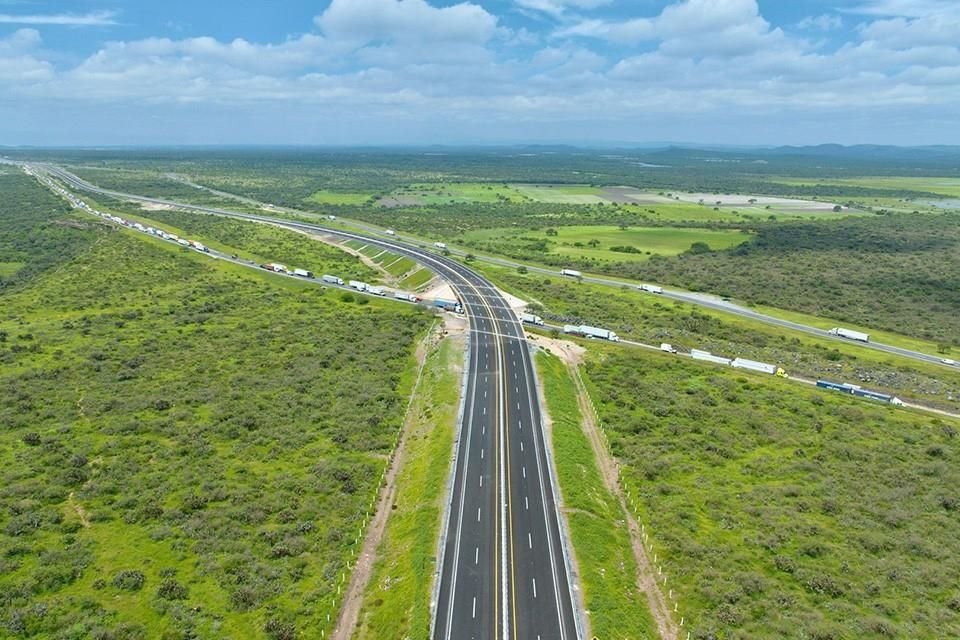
[315,0,497,44]
[1,0,960,144]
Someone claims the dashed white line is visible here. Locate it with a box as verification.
[522,466,526,479]
[520,441,524,453]
[481,449,484,459]
[477,507,481,522]
[532,578,538,598]
[525,496,529,510]
[472,596,477,618]
[479,475,483,487]
[475,547,479,565]
[528,532,533,549]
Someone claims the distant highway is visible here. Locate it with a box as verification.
[27,162,582,640]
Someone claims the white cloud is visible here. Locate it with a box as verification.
[315,0,497,44]
[860,13,960,48]
[844,0,960,18]
[514,0,612,18]
[797,14,843,31]
[0,10,117,26]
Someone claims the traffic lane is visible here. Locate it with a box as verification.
[500,333,570,640]
[435,310,500,640]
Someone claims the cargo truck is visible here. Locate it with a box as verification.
[829,327,869,343]
[578,325,620,342]
[191,241,209,253]
[385,229,396,236]
[731,358,778,375]
[640,284,663,294]
[349,280,368,292]
[520,313,544,326]
[177,239,191,247]
[367,286,385,296]
[690,349,733,366]
[660,343,677,353]
[394,291,420,302]
[816,380,903,406]
[561,269,583,278]
[434,242,447,250]
[433,299,462,313]
[293,268,313,278]
[322,274,344,286]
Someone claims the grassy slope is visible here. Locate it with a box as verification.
[583,345,960,639]
[0,219,432,638]
[536,351,658,639]
[355,336,462,640]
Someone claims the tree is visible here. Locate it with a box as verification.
[545,228,558,236]
[833,205,843,212]
[517,265,528,274]
[587,239,600,248]
[464,253,475,262]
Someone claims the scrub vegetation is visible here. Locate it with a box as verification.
[583,345,960,639]
[483,265,960,412]
[355,336,462,640]
[0,183,433,639]
[536,351,658,639]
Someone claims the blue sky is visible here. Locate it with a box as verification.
[1,0,959,146]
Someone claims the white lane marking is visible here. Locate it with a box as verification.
[522,466,526,479]
[482,425,485,436]
[528,532,532,549]
[517,402,520,410]
[477,507,481,522]
[484,390,487,398]
[520,441,524,453]
[483,406,486,415]
[472,596,477,619]
[479,475,483,487]
[475,547,479,565]
[515,386,519,394]
[532,578,538,598]
[481,449,484,459]
[525,496,529,510]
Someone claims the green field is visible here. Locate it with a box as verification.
[536,351,658,639]
[776,176,960,198]
[0,186,434,638]
[511,184,605,204]
[462,225,751,267]
[0,261,24,277]
[387,182,528,205]
[305,190,374,206]
[355,334,462,640]
[584,345,960,639]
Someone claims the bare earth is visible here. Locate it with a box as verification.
[331,318,461,640]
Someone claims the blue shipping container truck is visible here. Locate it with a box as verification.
[433,299,463,313]
[816,380,902,406]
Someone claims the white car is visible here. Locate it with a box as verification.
[943,358,957,366]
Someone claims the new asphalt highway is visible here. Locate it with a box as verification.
[29,162,581,640]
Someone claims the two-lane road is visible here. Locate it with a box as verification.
[29,163,581,640]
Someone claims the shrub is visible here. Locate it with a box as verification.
[157,579,188,601]
[111,570,145,591]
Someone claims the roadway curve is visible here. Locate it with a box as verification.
[32,163,581,640]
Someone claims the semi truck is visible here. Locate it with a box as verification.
[560,268,583,278]
[816,380,903,406]
[322,274,344,285]
[434,242,448,250]
[640,284,663,294]
[520,313,544,326]
[660,343,677,353]
[191,241,209,253]
[564,324,620,342]
[394,291,421,302]
[829,327,869,343]
[262,263,287,273]
[433,299,463,313]
[349,280,368,292]
[293,268,313,278]
[367,286,386,296]
[690,349,732,366]
[731,357,778,375]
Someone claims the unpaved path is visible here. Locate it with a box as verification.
[567,357,679,640]
[331,318,454,640]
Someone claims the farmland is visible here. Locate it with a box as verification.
[461,225,751,267]
[583,345,960,639]
[0,184,433,639]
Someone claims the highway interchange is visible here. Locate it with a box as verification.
[24,162,581,640]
